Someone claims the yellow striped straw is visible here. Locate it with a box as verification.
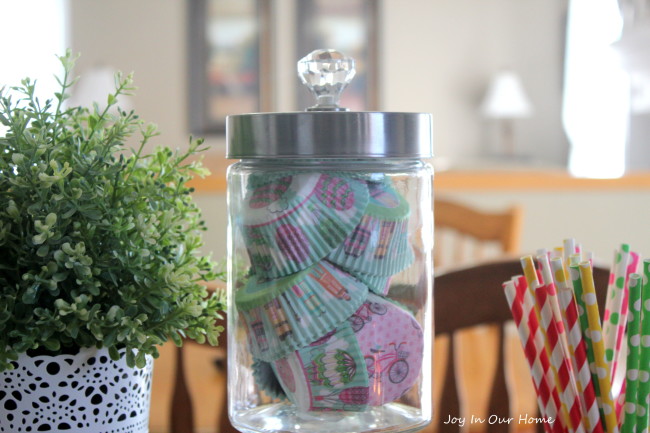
[579,261,619,433]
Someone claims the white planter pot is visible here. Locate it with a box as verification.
[0,347,154,433]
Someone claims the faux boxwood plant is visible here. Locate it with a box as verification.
[0,52,225,371]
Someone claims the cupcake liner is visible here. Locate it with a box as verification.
[236,261,369,362]
[348,293,424,406]
[243,173,370,279]
[252,359,287,400]
[272,324,370,412]
[268,293,425,412]
[349,269,392,296]
[328,180,414,276]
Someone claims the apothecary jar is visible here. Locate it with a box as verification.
[225,49,434,433]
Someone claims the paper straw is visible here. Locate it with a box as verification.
[504,278,558,433]
[551,257,604,433]
[636,259,650,432]
[534,280,586,433]
[621,274,642,433]
[575,261,619,433]
[564,239,577,262]
[614,249,641,420]
[521,255,540,288]
[521,255,574,429]
[515,275,566,433]
[604,246,630,375]
[571,261,606,421]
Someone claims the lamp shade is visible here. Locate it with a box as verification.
[481,71,533,118]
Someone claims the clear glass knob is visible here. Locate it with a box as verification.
[297,49,356,111]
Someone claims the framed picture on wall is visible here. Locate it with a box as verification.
[296,0,380,111]
[188,0,271,134]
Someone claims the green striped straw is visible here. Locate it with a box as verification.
[636,259,650,431]
[570,263,604,425]
[622,273,642,433]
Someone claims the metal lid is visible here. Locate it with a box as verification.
[226,49,433,159]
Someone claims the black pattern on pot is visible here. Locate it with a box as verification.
[0,347,153,433]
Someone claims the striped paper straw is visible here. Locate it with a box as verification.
[551,257,604,433]
[571,261,606,423]
[575,261,619,433]
[521,255,574,430]
[514,275,566,433]
[504,278,558,433]
[534,280,586,433]
[636,259,650,432]
[622,273,642,433]
[538,254,571,358]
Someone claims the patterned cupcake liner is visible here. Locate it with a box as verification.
[268,293,425,412]
[346,293,424,406]
[252,359,287,400]
[327,180,414,276]
[271,323,370,412]
[236,261,369,362]
[346,268,392,296]
[243,173,370,279]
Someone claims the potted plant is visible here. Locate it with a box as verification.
[0,51,225,433]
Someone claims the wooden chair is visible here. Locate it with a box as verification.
[430,259,610,433]
[169,316,238,433]
[434,198,523,268]
[430,198,526,432]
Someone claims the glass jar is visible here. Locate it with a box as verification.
[225,50,434,433]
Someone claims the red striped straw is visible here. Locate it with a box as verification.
[534,279,586,433]
[537,254,572,369]
[504,278,555,433]
[550,257,605,433]
[505,276,563,433]
[521,255,574,431]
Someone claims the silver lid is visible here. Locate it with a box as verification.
[226,49,433,159]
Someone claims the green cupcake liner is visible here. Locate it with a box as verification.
[335,263,392,295]
[252,359,287,400]
[242,173,370,279]
[327,181,413,276]
[236,261,369,362]
[271,323,370,412]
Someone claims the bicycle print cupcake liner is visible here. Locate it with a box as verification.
[271,323,370,412]
[242,173,370,279]
[348,293,424,406]
[327,180,414,277]
[269,293,424,412]
[236,261,369,362]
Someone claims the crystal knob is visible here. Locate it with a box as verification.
[297,49,356,111]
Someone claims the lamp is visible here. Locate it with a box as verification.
[481,70,533,156]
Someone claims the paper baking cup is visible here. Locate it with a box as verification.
[252,359,287,400]
[243,173,370,279]
[269,293,424,412]
[353,271,392,296]
[272,323,370,412]
[236,261,369,362]
[328,180,414,276]
[349,293,424,406]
